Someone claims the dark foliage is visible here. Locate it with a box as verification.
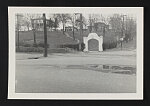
[59,44,80,51]
[103,41,117,50]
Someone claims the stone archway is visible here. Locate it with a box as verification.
[88,39,99,51]
[83,33,103,52]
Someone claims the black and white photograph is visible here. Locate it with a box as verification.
[8,7,143,99]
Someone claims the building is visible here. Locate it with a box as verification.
[87,22,109,35]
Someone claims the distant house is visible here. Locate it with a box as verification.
[65,26,79,31]
[18,26,31,31]
[31,19,55,31]
[64,20,88,32]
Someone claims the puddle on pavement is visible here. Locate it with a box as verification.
[66,64,136,75]
[43,64,136,75]
[28,57,40,59]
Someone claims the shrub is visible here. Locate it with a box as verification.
[17,41,50,48]
[37,42,49,48]
[81,42,85,51]
[103,41,117,50]
[58,44,79,51]
[16,46,44,53]
[103,36,117,50]
[23,43,32,47]
[16,41,33,47]
[48,48,67,53]
[32,43,38,47]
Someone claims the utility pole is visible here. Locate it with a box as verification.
[72,15,75,40]
[122,15,125,37]
[33,29,36,44]
[31,19,36,44]
[74,13,83,51]
[79,13,83,51]
[43,13,48,57]
[103,26,105,37]
[121,15,127,50]
[16,14,23,50]
[89,14,92,33]
[80,14,83,41]
[16,14,20,50]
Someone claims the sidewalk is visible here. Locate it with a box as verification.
[74,49,136,58]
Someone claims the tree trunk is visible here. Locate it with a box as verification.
[33,29,36,44]
[73,25,75,40]
[17,30,20,50]
[63,23,65,34]
[27,24,30,31]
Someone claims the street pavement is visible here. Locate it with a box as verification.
[15,50,136,93]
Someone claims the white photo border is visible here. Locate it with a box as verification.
[8,7,143,100]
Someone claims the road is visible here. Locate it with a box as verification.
[15,50,136,93]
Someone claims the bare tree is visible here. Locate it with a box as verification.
[54,14,71,34]
[24,14,42,30]
[108,14,123,39]
[124,17,136,42]
[15,13,24,31]
[75,14,87,31]
[88,14,96,32]
[108,13,136,49]
[23,14,42,44]
[67,14,76,40]
[53,18,58,31]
